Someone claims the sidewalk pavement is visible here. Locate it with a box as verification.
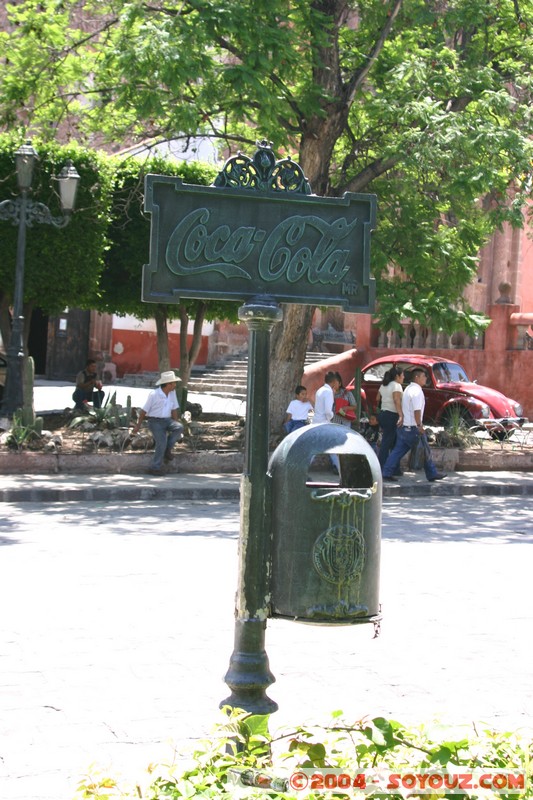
[1,469,533,503]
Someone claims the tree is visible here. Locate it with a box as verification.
[98,153,239,387]
[1,0,532,425]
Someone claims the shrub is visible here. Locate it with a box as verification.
[73,709,532,799]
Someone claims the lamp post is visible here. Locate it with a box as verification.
[0,141,80,417]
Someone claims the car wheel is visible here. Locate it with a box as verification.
[490,429,509,442]
[441,406,475,430]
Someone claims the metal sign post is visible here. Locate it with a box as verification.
[143,141,377,713]
[221,296,282,713]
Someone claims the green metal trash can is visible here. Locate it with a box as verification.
[268,423,381,624]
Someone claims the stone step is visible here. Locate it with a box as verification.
[189,353,249,398]
[118,372,159,387]
[188,351,336,398]
[304,351,336,362]
[189,390,247,401]
[191,369,247,379]
[190,375,248,386]
[195,368,248,378]
[119,352,333,396]
[188,381,247,394]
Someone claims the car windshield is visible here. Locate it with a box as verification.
[432,362,470,384]
[363,363,393,382]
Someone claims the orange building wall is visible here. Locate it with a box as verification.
[110,329,209,377]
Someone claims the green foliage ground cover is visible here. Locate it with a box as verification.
[74,710,531,799]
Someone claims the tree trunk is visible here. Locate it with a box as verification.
[269,304,315,438]
[154,304,170,372]
[23,302,34,356]
[178,301,207,389]
[267,119,342,435]
[188,301,207,381]
[0,293,11,353]
[267,0,402,435]
[0,295,34,356]
[266,2,348,436]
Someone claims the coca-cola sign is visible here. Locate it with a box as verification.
[143,175,376,312]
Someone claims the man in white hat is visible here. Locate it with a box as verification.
[132,370,184,475]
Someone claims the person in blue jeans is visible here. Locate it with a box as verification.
[283,385,313,435]
[131,370,184,475]
[382,368,446,483]
[376,365,404,467]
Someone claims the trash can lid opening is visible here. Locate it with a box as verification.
[306,453,374,489]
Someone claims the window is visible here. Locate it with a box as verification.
[363,363,392,382]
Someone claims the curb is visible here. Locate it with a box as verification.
[1,473,532,503]
[0,484,241,504]
[381,480,533,497]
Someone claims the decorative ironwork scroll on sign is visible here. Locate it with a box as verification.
[214,140,311,195]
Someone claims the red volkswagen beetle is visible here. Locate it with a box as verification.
[347,354,526,437]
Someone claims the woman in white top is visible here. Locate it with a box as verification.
[376,366,404,467]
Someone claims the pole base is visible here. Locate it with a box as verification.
[221,618,278,715]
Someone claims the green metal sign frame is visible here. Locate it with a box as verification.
[143,147,376,312]
[141,143,379,714]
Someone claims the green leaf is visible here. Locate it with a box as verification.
[306,742,327,763]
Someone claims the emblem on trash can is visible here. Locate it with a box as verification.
[312,523,364,584]
[309,523,366,620]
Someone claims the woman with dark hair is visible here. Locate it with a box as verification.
[333,371,357,427]
[376,366,404,467]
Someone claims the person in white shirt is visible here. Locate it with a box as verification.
[132,370,184,475]
[312,371,340,424]
[382,368,446,482]
[312,371,341,473]
[284,385,313,435]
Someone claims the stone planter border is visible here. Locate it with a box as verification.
[1,446,533,475]
[0,450,245,475]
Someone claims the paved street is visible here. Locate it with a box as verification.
[0,495,532,800]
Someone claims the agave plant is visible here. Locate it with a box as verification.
[4,410,44,451]
[69,393,133,430]
[435,406,483,449]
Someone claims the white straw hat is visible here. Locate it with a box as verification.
[155,370,178,386]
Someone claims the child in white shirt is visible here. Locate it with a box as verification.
[284,385,313,435]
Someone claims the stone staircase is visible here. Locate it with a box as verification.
[187,351,333,400]
[188,354,249,400]
[304,351,334,365]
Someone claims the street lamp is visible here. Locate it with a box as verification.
[0,141,80,417]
